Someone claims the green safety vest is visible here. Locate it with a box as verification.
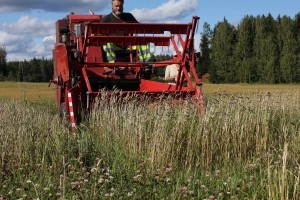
[138,43,151,62]
[103,43,151,63]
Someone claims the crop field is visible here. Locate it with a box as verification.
[0,82,55,102]
[1,82,300,199]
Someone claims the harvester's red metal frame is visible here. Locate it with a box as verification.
[51,13,203,131]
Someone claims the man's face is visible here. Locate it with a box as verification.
[112,1,124,16]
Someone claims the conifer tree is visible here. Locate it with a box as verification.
[210,18,237,83]
[0,46,7,79]
[253,14,279,83]
[198,22,212,76]
[234,15,256,83]
[278,16,298,83]
[294,13,300,82]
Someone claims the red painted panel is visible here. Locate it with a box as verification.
[53,44,69,82]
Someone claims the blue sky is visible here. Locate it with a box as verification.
[0,0,299,61]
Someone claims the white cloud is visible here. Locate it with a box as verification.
[0,0,107,13]
[0,0,110,60]
[43,36,55,54]
[0,31,17,44]
[131,0,198,22]
[0,16,56,61]
[43,35,55,43]
[4,36,54,61]
[2,16,54,37]
[0,0,200,61]
[0,31,27,52]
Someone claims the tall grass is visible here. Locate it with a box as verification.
[0,91,300,199]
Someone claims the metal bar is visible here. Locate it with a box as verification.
[86,92,90,109]
[189,53,202,86]
[89,23,191,35]
[69,14,102,23]
[181,63,194,89]
[87,35,171,46]
[82,24,90,60]
[82,67,93,93]
[188,16,201,86]
[67,92,76,134]
[86,91,196,96]
[83,62,176,67]
[177,34,185,49]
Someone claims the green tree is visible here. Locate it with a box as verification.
[253,14,279,83]
[278,16,298,83]
[0,46,7,80]
[33,58,42,82]
[234,15,256,83]
[198,22,212,77]
[22,60,31,82]
[294,13,300,82]
[6,61,18,81]
[40,57,53,82]
[210,18,237,83]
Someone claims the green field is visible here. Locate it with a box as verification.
[0,82,300,199]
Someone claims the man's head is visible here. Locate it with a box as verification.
[112,0,124,16]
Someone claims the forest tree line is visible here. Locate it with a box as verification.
[0,47,173,83]
[1,12,300,83]
[197,13,300,83]
[0,50,53,82]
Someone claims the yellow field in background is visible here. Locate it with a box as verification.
[202,83,300,94]
[0,82,55,101]
[1,82,300,101]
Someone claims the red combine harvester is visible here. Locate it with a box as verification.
[51,13,203,131]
